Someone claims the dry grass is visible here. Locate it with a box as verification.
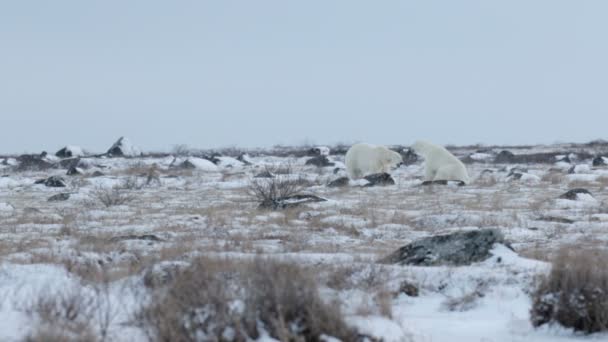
[531,246,608,333]
[138,257,359,341]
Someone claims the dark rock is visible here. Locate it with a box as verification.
[15,154,54,171]
[254,170,274,178]
[481,169,494,174]
[363,173,395,187]
[307,146,330,156]
[90,171,105,177]
[507,167,528,177]
[593,156,606,167]
[379,229,506,266]
[109,234,165,243]
[333,167,344,175]
[259,194,327,210]
[107,137,139,157]
[558,188,592,200]
[201,153,221,165]
[508,173,523,180]
[237,153,252,165]
[66,166,82,176]
[55,146,83,158]
[396,280,419,297]
[421,180,465,186]
[400,148,419,165]
[305,155,334,167]
[536,216,574,224]
[328,177,350,188]
[494,150,516,163]
[1,159,7,166]
[35,176,66,187]
[48,193,71,202]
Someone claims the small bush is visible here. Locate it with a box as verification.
[138,257,358,341]
[91,186,135,207]
[530,247,608,333]
[248,170,307,210]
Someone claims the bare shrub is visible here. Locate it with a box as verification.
[24,286,98,342]
[138,257,358,341]
[530,247,608,333]
[171,144,191,157]
[91,186,135,207]
[247,172,308,210]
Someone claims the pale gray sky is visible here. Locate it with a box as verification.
[1,1,607,154]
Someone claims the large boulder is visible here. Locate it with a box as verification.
[380,229,506,266]
[107,137,141,157]
[308,146,330,156]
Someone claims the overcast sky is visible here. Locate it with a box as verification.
[1,1,607,154]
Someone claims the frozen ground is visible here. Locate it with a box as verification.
[1,142,608,341]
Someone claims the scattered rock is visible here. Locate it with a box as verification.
[536,216,574,224]
[237,153,253,165]
[568,164,591,174]
[48,193,71,202]
[507,167,528,177]
[494,150,516,163]
[558,188,592,201]
[55,146,84,158]
[66,166,82,176]
[400,148,419,165]
[15,154,54,171]
[379,229,507,266]
[179,158,219,171]
[363,173,395,187]
[593,156,607,167]
[90,171,105,177]
[421,180,465,186]
[259,194,327,210]
[107,137,141,157]
[305,155,335,167]
[396,280,419,297]
[308,146,330,156]
[109,234,165,243]
[34,176,66,187]
[254,170,274,178]
[328,177,350,188]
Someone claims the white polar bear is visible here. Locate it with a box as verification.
[345,143,403,179]
[411,140,469,184]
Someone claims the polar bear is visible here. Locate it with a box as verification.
[411,140,469,184]
[345,143,403,179]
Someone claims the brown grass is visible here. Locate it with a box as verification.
[137,257,359,341]
[530,246,608,333]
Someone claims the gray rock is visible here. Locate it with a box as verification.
[48,193,71,202]
[400,148,419,165]
[494,150,516,163]
[16,155,54,171]
[380,229,506,266]
[254,170,274,178]
[558,188,592,200]
[328,177,349,188]
[364,173,395,187]
[593,156,606,167]
[109,234,165,243]
[259,194,327,210]
[90,171,105,177]
[35,176,66,187]
[305,155,334,167]
[421,180,465,186]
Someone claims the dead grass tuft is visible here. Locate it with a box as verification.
[138,257,359,341]
[530,246,608,333]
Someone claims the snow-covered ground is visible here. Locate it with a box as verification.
[1,142,608,341]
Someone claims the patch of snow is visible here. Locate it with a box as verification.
[185,158,219,172]
[470,152,493,161]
